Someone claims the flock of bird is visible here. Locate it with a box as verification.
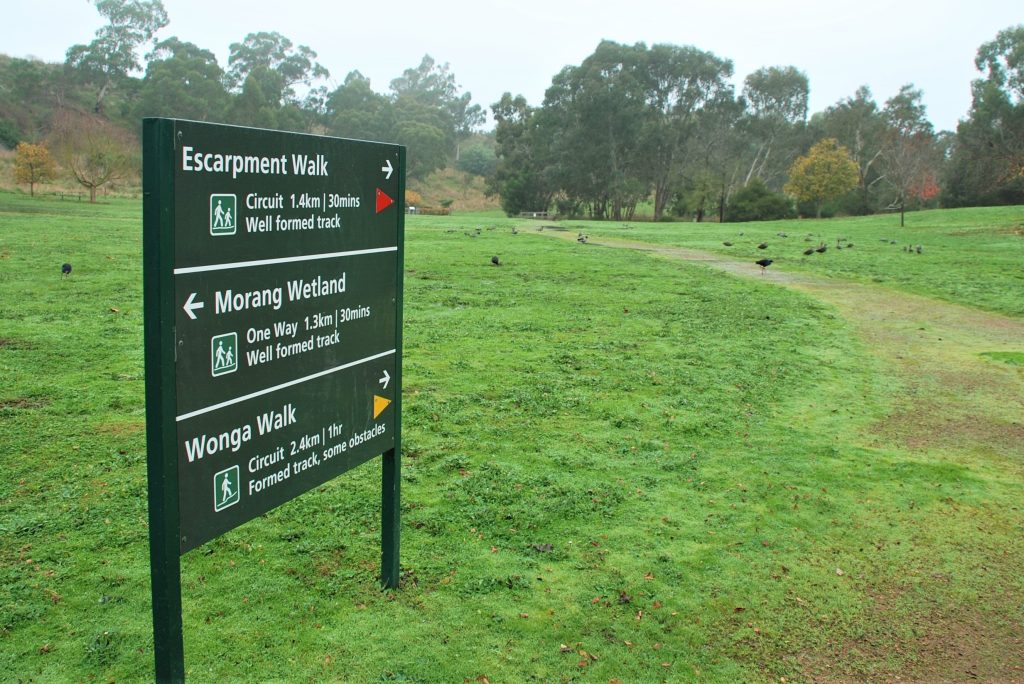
[719,230,925,275]
[440,222,927,274]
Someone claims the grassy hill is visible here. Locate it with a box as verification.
[409,166,501,214]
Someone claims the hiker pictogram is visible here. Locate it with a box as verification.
[211,332,238,376]
[213,466,240,512]
[209,194,237,235]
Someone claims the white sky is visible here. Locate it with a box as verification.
[4,0,1021,132]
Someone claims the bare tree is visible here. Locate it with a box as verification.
[50,110,135,203]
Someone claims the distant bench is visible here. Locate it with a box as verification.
[518,211,551,219]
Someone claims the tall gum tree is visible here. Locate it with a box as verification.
[944,25,1024,206]
[643,43,734,221]
[741,66,809,187]
[65,0,169,113]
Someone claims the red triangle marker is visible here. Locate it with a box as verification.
[376,188,394,214]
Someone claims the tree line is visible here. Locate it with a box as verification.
[1,0,1020,216]
[489,30,1023,220]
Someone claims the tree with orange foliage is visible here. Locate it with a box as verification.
[13,143,58,196]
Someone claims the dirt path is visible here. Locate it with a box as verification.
[542,231,1024,461]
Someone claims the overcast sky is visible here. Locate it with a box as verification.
[4,0,1021,132]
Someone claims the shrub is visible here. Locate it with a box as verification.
[725,179,794,222]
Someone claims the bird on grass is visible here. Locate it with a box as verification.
[723,241,733,247]
[815,243,827,253]
[511,226,518,235]
[757,242,769,250]
[755,258,773,274]
[577,234,589,244]
[491,256,501,266]
[61,263,72,278]
[916,245,923,254]
[803,247,815,256]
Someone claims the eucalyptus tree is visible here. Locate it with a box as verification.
[390,55,484,159]
[135,38,229,121]
[489,92,556,215]
[225,31,328,106]
[65,0,169,113]
[740,65,810,188]
[944,25,1024,206]
[540,41,653,219]
[642,43,735,220]
[325,71,392,142]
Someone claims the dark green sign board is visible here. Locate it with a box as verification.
[143,119,404,681]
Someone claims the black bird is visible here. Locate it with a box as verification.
[815,243,827,253]
[61,263,72,278]
[723,241,733,246]
[491,256,501,266]
[755,258,773,274]
[757,242,769,250]
[846,243,854,249]
[803,247,815,255]
[915,245,923,254]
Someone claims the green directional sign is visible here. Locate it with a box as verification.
[144,119,405,681]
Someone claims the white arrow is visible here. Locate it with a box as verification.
[382,159,393,180]
[379,369,391,390]
[183,292,205,320]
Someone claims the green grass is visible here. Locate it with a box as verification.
[560,206,1024,317]
[2,195,1023,682]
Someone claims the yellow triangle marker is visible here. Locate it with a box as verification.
[373,395,392,420]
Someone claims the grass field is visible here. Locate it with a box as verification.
[1,193,1023,682]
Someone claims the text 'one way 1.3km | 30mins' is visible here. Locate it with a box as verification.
[145,119,403,553]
